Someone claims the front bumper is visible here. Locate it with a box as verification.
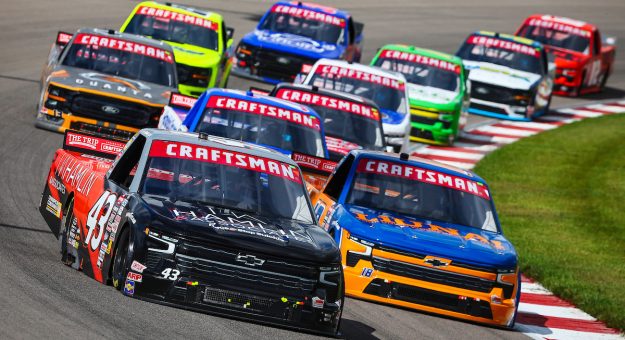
[341,233,518,327]
[231,64,282,85]
[409,108,458,145]
[468,99,539,122]
[36,109,138,139]
[129,274,341,336]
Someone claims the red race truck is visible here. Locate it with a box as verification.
[516,14,616,96]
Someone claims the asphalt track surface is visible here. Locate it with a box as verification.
[0,0,623,339]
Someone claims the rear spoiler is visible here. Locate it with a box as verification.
[353,21,364,43]
[159,93,198,131]
[63,130,127,160]
[248,87,271,96]
[56,31,73,47]
[294,64,314,84]
[291,152,337,176]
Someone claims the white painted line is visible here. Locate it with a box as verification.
[462,133,519,144]
[516,324,624,340]
[519,303,596,321]
[585,104,625,113]
[475,125,537,137]
[521,282,553,295]
[556,108,604,118]
[416,148,484,161]
[499,121,559,130]
[453,142,500,152]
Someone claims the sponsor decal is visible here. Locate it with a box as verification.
[46,195,62,218]
[315,65,405,90]
[311,296,325,308]
[351,208,505,250]
[291,152,337,173]
[73,33,173,63]
[357,159,490,199]
[49,177,66,195]
[275,89,380,120]
[137,6,218,30]
[131,260,147,273]
[379,50,461,74]
[255,31,333,53]
[64,131,126,156]
[528,18,591,37]
[325,136,361,156]
[169,93,197,109]
[101,105,120,114]
[54,153,99,196]
[127,272,143,282]
[150,140,303,184]
[271,4,345,27]
[56,32,72,45]
[206,96,319,131]
[360,267,373,277]
[172,207,314,244]
[467,35,539,57]
[123,279,135,296]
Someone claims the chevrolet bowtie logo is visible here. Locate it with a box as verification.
[236,254,265,267]
[424,257,451,267]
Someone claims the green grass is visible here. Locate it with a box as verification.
[474,113,625,331]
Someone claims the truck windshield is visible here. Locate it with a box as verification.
[124,8,220,51]
[142,141,314,224]
[518,25,590,54]
[62,34,176,87]
[308,71,407,115]
[346,159,498,231]
[456,36,542,74]
[195,102,325,157]
[374,57,460,92]
[259,6,344,44]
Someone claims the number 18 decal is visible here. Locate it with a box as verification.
[85,191,117,251]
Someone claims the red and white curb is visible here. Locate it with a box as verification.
[408,101,625,339]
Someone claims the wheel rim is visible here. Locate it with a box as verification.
[58,199,75,266]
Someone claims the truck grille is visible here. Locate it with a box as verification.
[253,49,317,82]
[372,256,495,293]
[69,93,161,128]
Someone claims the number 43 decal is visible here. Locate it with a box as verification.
[85,191,117,251]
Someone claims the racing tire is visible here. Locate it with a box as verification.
[111,227,131,290]
[599,68,609,92]
[505,274,522,329]
[59,198,80,269]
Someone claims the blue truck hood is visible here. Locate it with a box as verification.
[242,30,343,60]
[338,204,517,269]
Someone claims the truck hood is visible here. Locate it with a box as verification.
[408,83,461,106]
[242,30,342,59]
[544,45,587,64]
[48,66,172,104]
[341,204,517,269]
[167,41,222,68]
[464,61,541,91]
[143,196,340,264]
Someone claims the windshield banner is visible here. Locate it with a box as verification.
[149,140,303,184]
[357,159,490,199]
[275,88,380,120]
[291,152,336,174]
[206,95,320,131]
[271,4,345,27]
[379,50,461,74]
[527,18,591,38]
[467,35,539,57]
[315,65,405,90]
[136,6,218,30]
[73,33,174,63]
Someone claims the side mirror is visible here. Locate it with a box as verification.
[603,36,617,46]
[226,27,235,41]
[385,146,395,153]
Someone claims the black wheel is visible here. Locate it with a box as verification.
[58,198,79,269]
[111,227,131,290]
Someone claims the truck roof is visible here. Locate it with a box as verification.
[523,14,596,33]
[132,1,224,23]
[74,27,174,51]
[376,44,463,66]
[273,83,380,109]
[139,128,299,166]
[311,59,408,82]
[273,1,351,20]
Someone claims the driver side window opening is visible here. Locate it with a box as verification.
[108,134,146,189]
[324,154,354,200]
